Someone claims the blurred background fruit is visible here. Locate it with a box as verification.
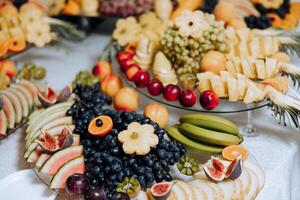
[144,103,169,128]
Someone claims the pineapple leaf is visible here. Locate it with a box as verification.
[282,72,300,90]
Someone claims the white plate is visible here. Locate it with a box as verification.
[0,170,57,200]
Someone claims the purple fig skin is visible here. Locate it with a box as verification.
[38,93,57,107]
[58,85,72,103]
[60,133,74,149]
[37,141,60,154]
[226,158,243,180]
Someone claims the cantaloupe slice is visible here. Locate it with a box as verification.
[245,168,259,200]
[0,110,8,136]
[10,84,34,109]
[176,181,193,200]
[8,88,29,118]
[244,161,265,192]
[50,156,85,189]
[188,182,207,200]
[1,90,23,124]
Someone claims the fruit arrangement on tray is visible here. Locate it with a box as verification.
[21,78,265,199]
[98,8,300,127]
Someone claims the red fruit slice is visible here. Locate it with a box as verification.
[211,156,226,173]
[1,95,16,129]
[10,84,34,109]
[19,80,40,106]
[151,182,173,198]
[8,88,29,118]
[0,110,8,136]
[38,86,58,107]
[1,90,23,123]
[40,145,83,176]
[38,132,59,153]
[50,156,85,189]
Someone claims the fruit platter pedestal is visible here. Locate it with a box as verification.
[0,32,300,199]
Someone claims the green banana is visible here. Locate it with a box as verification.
[166,126,223,155]
[179,123,243,147]
[180,114,239,135]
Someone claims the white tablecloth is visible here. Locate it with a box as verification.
[0,33,300,200]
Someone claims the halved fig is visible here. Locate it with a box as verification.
[225,155,243,180]
[38,132,59,153]
[58,84,72,103]
[211,156,226,173]
[38,86,58,107]
[202,165,225,182]
[150,182,173,200]
[58,126,74,149]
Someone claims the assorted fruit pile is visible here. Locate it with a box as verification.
[0,2,53,57]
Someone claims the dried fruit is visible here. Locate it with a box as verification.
[88,115,113,137]
[116,177,141,198]
[38,86,58,107]
[150,182,173,199]
[177,155,200,176]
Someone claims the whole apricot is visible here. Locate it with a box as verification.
[92,60,112,79]
[114,87,139,112]
[144,103,169,128]
[200,51,226,74]
[0,60,17,79]
[100,75,123,98]
[214,2,235,23]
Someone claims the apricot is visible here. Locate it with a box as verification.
[227,19,247,30]
[92,60,112,79]
[200,51,226,74]
[8,28,26,52]
[144,103,169,128]
[0,60,17,79]
[63,0,80,15]
[100,75,123,98]
[214,2,235,23]
[114,87,139,112]
[0,3,18,17]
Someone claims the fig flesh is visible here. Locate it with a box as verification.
[225,155,243,179]
[150,182,173,200]
[38,86,58,107]
[202,165,225,182]
[211,156,226,173]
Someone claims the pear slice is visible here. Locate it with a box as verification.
[236,74,248,100]
[225,60,237,77]
[246,57,258,79]
[235,42,249,58]
[265,58,278,79]
[217,180,236,200]
[239,168,251,196]
[188,182,207,200]
[263,36,273,57]
[272,37,279,55]
[197,72,213,93]
[190,180,216,200]
[254,60,266,80]
[172,182,186,200]
[245,168,259,200]
[249,37,260,58]
[226,76,239,101]
[176,181,193,200]
[210,74,226,98]
[241,59,254,79]
[232,57,243,74]
[232,178,245,200]
[244,160,265,192]
[225,27,239,45]
[236,28,251,42]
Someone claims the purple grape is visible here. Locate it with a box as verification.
[85,188,107,200]
[66,173,90,196]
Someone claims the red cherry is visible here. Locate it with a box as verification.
[120,59,135,73]
[147,79,164,96]
[117,51,133,63]
[163,84,181,101]
[133,70,150,88]
[125,65,141,81]
[179,90,197,107]
[200,90,219,110]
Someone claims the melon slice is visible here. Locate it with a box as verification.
[25,125,75,158]
[34,82,46,93]
[11,84,34,109]
[232,178,244,200]
[19,79,40,106]
[244,160,265,192]
[190,180,217,200]
[176,181,193,200]
[0,110,8,136]
[197,72,213,93]
[239,167,251,196]
[26,115,73,148]
[40,145,83,176]
[245,168,259,200]
[1,90,23,123]
[218,180,235,200]
[50,156,85,189]
[1,95,16,129]
[188,182,207,200]
[8,88,29,118]
[172,183,186,200]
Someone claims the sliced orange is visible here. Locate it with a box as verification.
[222,145,249,161]
[88,115,113,137]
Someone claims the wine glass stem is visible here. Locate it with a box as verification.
[242,106,258,137]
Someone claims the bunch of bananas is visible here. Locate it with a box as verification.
[166,114,243,155]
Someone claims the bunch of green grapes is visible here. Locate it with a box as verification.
[72,71,99,87]
[161,14,230,82]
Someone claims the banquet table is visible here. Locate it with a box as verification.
[0,23,300,200]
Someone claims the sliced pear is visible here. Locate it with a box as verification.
[263,36,273,57]
[249,37,260,58]
[197,72,213,93]
[265,58,278,78]
[172,182,186,200]
[210,74,226,98]
[239,167,251,196]
[272,37,279,55]
[245,168,259,200]
[177,181,193,200]
[241,59,254,79]
[226,76,239,101]
[232,178,244,200]
[225,60,237,77]
[232,57,243,74]
[246,57,258,79]
[217,180,235,200]
[236,74,248,100]
[244,160,265,192]
[188,182,207,200]
[225,27,239,45]
[254,60,266,80]
[235,42,249,58]
[236,28,251,42]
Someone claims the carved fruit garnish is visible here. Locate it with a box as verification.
[225,155,243,180]
[38,86,58,107]
[176,155,200,176]
[202,165,225,182]
[116,177,141,198]
[38,126,74,153]
[58,84,72,103]
[150,182,173,199]
[88,115,113,137]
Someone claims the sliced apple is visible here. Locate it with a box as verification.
[0,110,8,136]
[1,90,22,123]
[8,88,29,118]
[245,168,259,200]
[1,94,16,129]
[244,160,265,192]
[10,84,34,109]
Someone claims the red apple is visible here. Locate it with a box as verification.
[199,90,219,110]
[179,90,197,107]
[92,60,112,79]
[163,84,181,101]
[120,59,135,73]
[147,79,164,96]
[125,65,141,81]
[133,70,150,88]
[117,51,133,63]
